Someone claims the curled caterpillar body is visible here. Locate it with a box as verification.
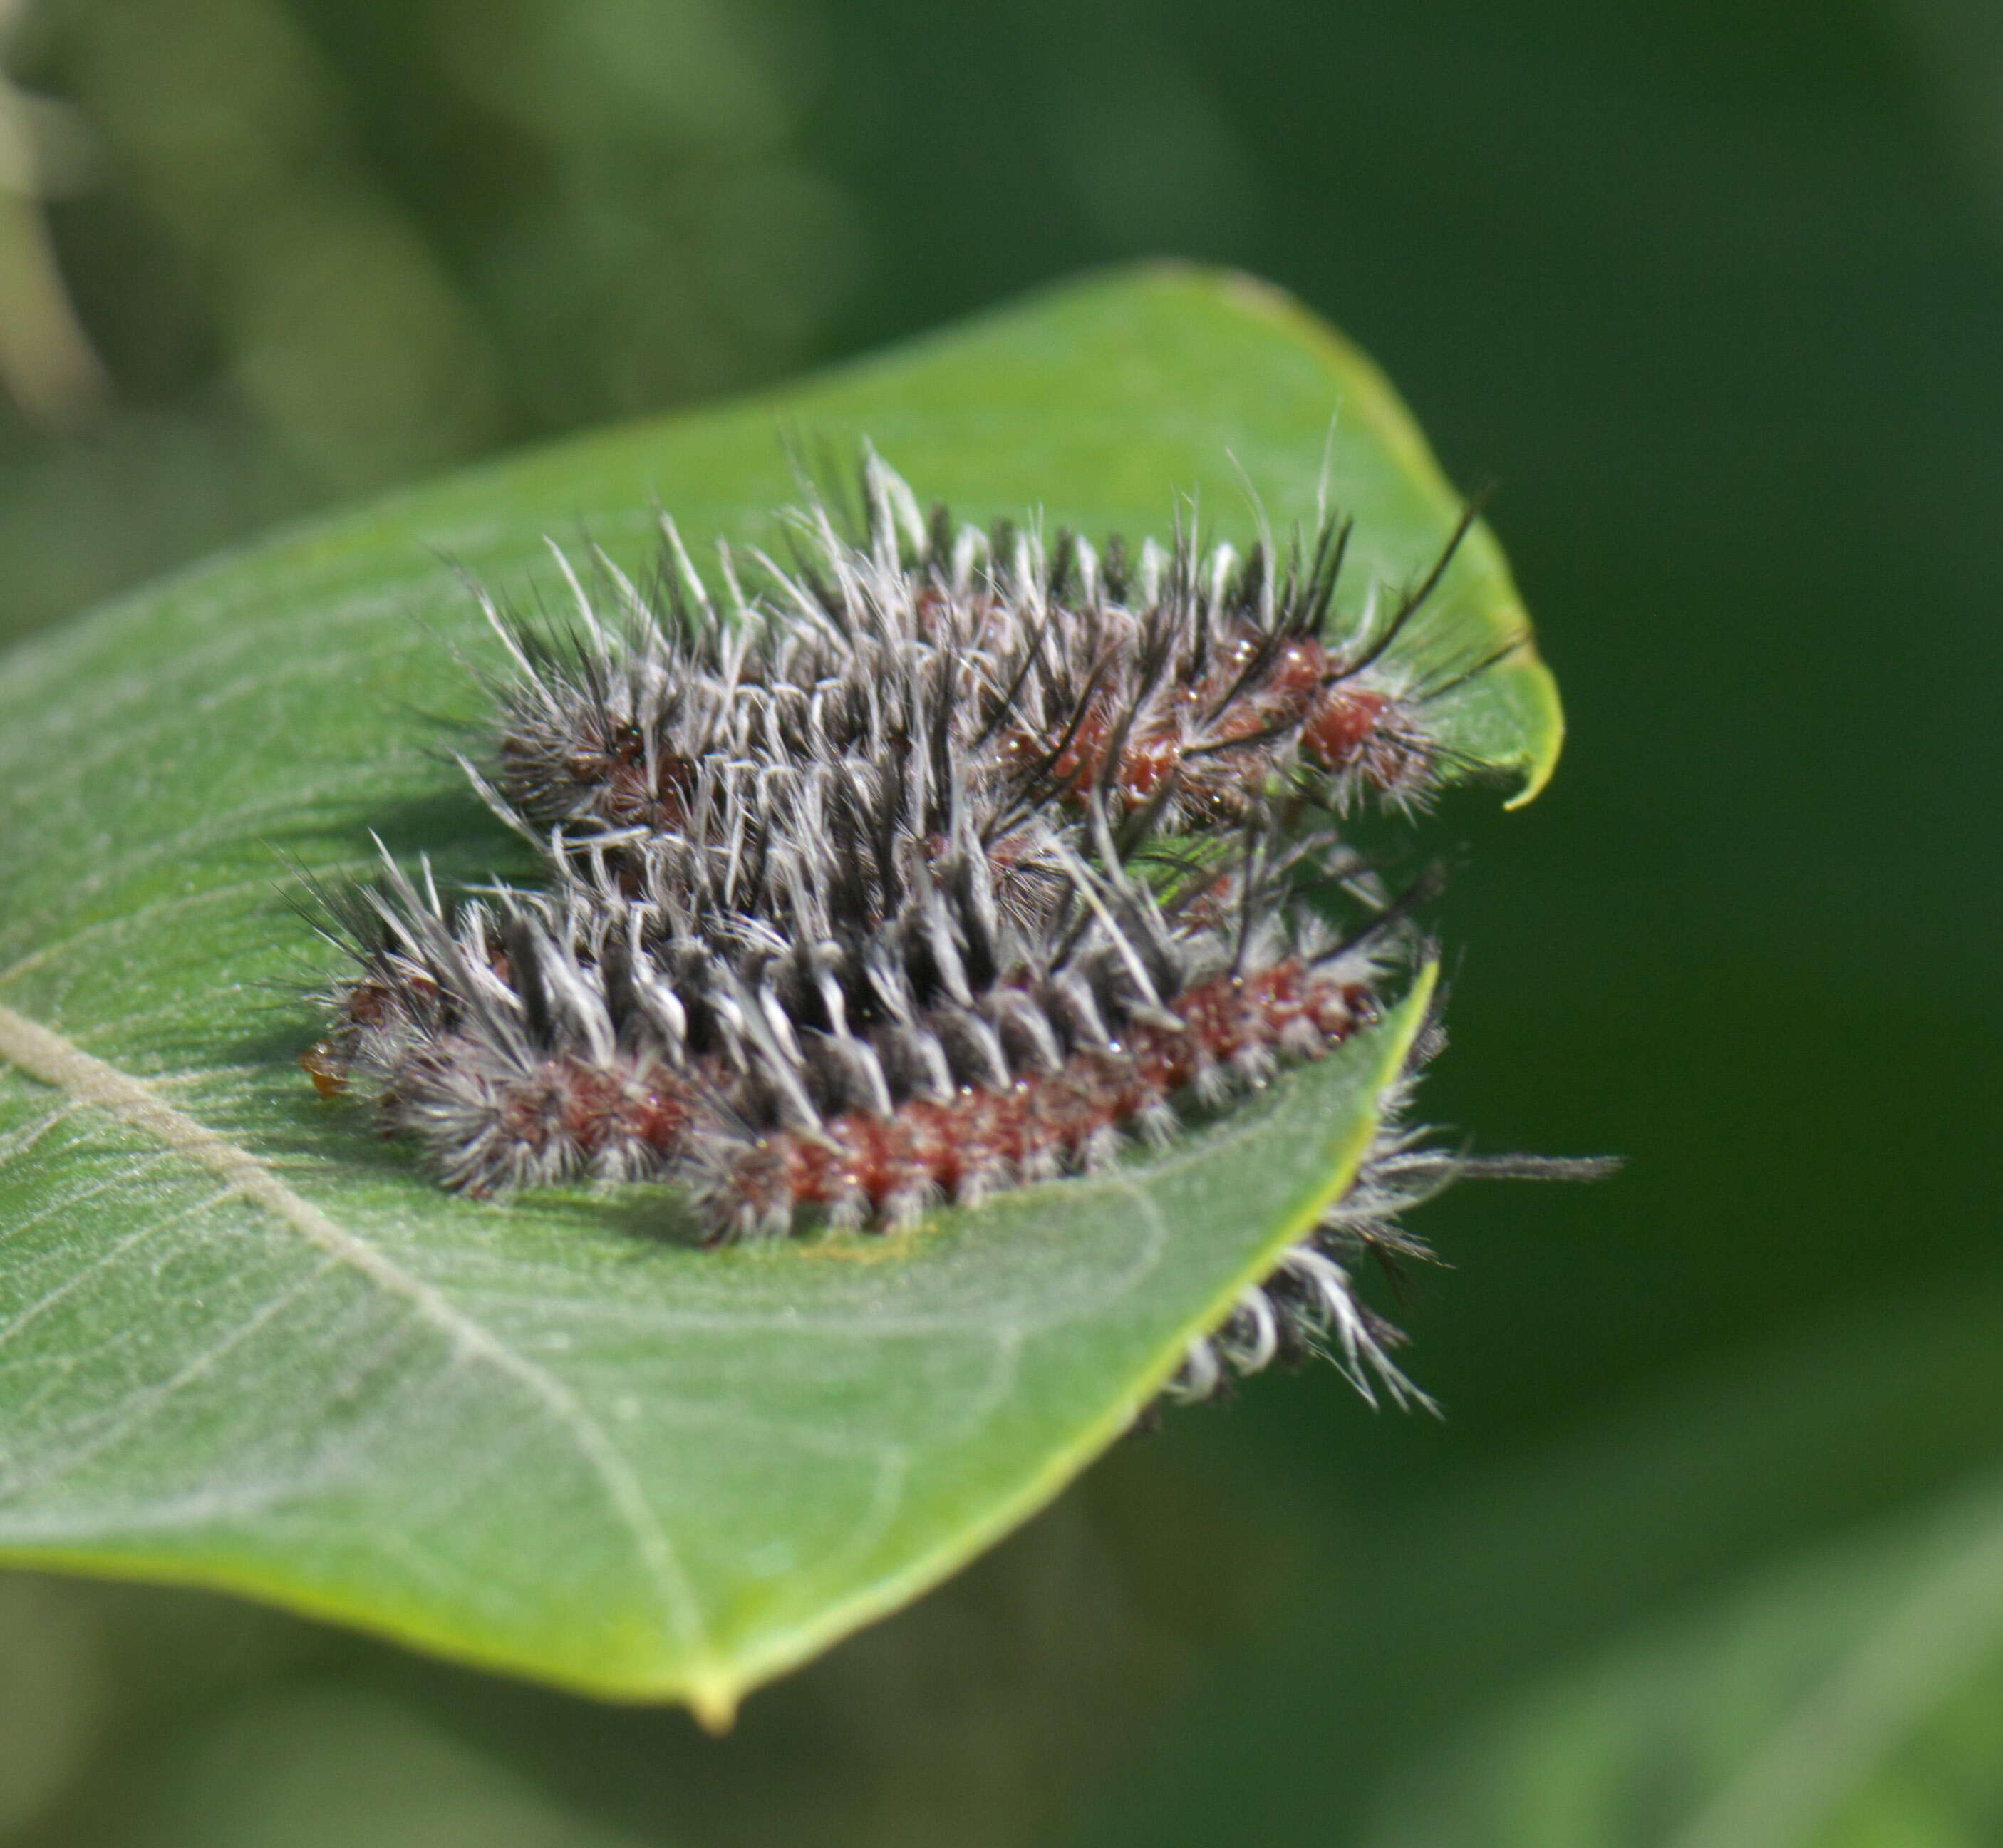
[468,457,1515,891]
[303,825,1606,1418]
[308,810,1407,1230]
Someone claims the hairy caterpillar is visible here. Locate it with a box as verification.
[466,456,1513,886]
[309,821,1396,1214]
[303,453,1606,1408]
[304,830,1454,1406]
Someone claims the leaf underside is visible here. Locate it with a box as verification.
[0,264,1559,1714]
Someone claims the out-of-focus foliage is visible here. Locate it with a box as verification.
[0,0,859,638]
[3,0,2002,1844]
[0,0,103,430]
[1361,1475,2003,1848]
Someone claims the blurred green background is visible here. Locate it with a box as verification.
[4,0,2002,1842]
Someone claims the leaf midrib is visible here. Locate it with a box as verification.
[0,997,712,1668]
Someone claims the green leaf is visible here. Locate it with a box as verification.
[0,263,1556,1715]
[1359,1475,2003,1848]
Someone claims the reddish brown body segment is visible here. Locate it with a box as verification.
[723,959,1372,1231]
[507,720,696,832]
[1005,630,1414,817]
[497,1058,694,1167]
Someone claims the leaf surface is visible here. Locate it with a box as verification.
[0,264,1556,1713]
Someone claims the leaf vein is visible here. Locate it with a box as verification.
[0,998,713,1661]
